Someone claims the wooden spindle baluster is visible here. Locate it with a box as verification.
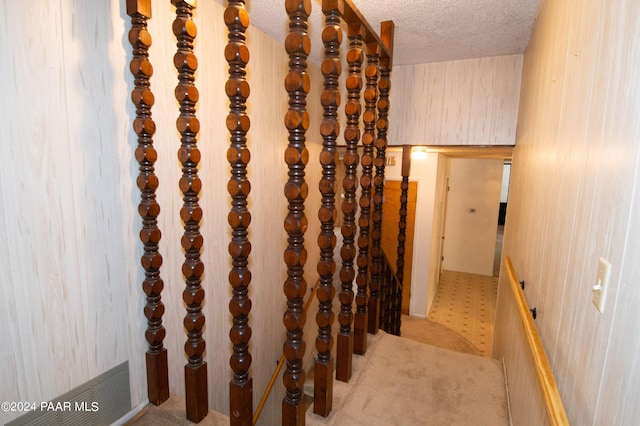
[336,22,364,383]
[384,264,398,333]
[127,0,169,407]
[370,64,391,335]
[354,46,378,354]
[314,0,343,417]
[384,257,392,333]
[394,145,411,335]
[282,0,311,424]
[368,22,394,336]
[172,1,207,422]
[224,1,253,424]
[377,258,386,332]
[394,281,403,335]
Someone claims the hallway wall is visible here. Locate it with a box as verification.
[442,158,503,276]
[0,1,322,424]
[385,55,523,317]
[493,0,640,423]
[389,55,523,146]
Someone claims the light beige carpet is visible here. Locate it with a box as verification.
[307,332,508,426]
[126,395,229,426]
[400,314,482,356]
[128,332,508,426]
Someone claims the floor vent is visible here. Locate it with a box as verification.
[7,361,131,426]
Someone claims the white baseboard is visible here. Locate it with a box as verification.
[112,399,148,425]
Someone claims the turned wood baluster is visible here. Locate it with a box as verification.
[224,1,253,424]
[172,1,208,422]
[127,0,169,406]
[368,21,394,335]
[282,0,311,424]
[354,46,378,354]
[380,21,395,335]
[394,145,411,335]
[313,0,343,418]
[369,65,391,335]
[377,258,386,332]
[383,258,394,333]
[336,22,364,383]
[386,258,396,332]
[376,67,391,333]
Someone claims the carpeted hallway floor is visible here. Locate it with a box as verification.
[306,332,508,425]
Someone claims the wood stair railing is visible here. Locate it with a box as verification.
[253,248,405,424]
[127,1,397,424]
[504,257,569,425]
[281,2,395,424]
[380,250,402,336]
[253,279,320,425]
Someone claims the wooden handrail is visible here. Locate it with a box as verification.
[253,279,320,425]
[342,0,393,66]
[257,250,401,425]
[504,256,569,425]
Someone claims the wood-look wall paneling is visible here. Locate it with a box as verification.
[0,1,323,425]
[389,55,522,147]
[1,2,146,424]
[493,0,640,423]
[493,272,548,426]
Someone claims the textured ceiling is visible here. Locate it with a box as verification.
[216,0,541,65]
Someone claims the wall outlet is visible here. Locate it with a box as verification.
[592,257,611,313]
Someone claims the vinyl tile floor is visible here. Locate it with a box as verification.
[428,270,499,357]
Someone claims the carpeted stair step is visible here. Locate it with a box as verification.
[126,395,229,425]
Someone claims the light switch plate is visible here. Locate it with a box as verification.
[592,257,611,313]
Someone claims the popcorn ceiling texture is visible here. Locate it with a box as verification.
[217,0,541,65]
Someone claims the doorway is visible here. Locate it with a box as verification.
[427,154,512,356]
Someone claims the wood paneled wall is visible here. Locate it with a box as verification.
[493,0,640,423]
[0,2,144,424]
[389,55,522,146]
[0,2,322,425]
